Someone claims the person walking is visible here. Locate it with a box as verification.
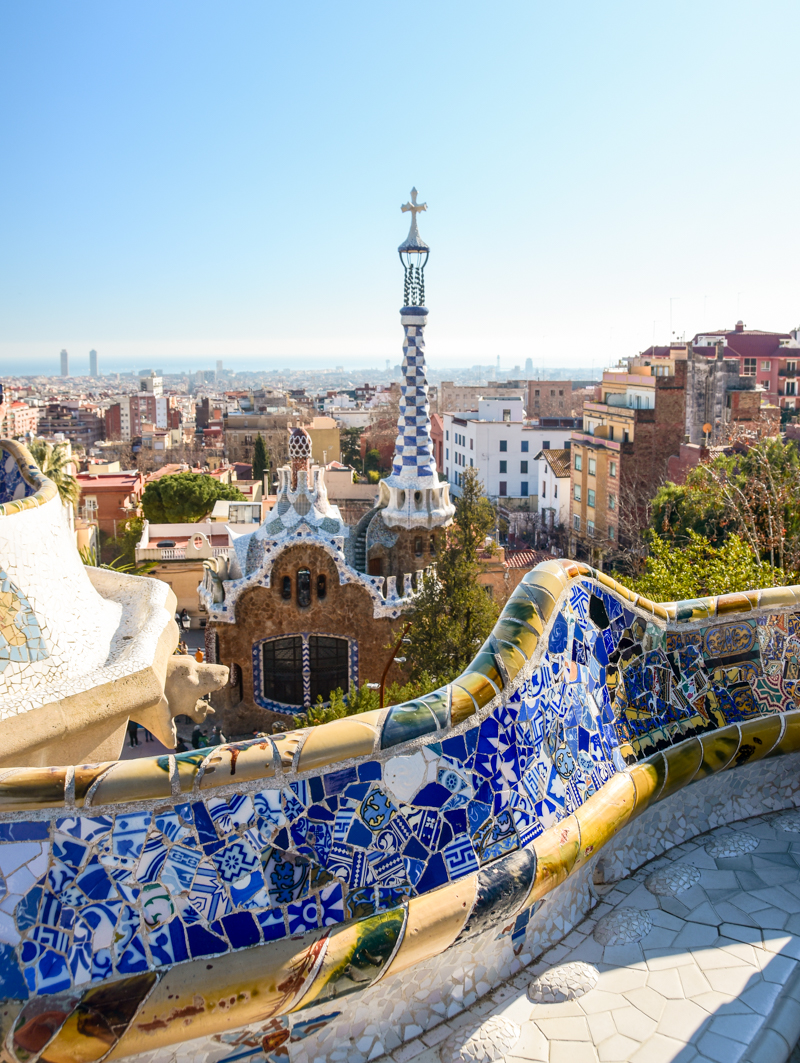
[127,720,139,747]
[191,725,202,749]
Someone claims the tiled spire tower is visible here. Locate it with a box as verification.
[378,190,455,530]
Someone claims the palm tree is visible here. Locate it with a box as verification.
[27,439,81,509]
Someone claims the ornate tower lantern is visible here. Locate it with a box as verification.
[378,189,455,529]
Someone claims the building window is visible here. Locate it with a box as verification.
[588,457,596,476]
[554,483,558,498]
[262,636,304,706]
[317,574,327,599]
[609,525,615,540]
[550,389,555,397]
[542,481,547,498]
[521,440,529,452]
[761,360,771,371]
[520,460,528,473]
[786,382,797,396]
[499,440,508,452]
[445,448,449,459]
[573,514,580,531]
[534,389,540,397]
[743,358,756,376]
[609,461,617,478]
[470,438,474,449]
[587,489,596,508]
[470,458,473,467]
[308,636,350,704]
[623,431,629,443]
[542,440,550,449]
[574,453,582,471]
[415,537,423,557]
[282,576,292,600]
[787,361,797,374]
[574,484,581,501]
[445,430,449,440]
[499,481,507,496]
[608,493,616,510]
[608,426,614,441]
[297,568,311,608]
[502,409,511,422]
[559,389,564,396]
[521,482,529,497]
[499,460,507,473]
[587,519,595,537]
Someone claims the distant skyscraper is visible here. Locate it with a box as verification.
[525,357,533,377]
[89,349,98,378]
[216,360,223,374]
[60,349,69,377]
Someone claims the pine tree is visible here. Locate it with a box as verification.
[405,466,499,684]
[252,434,268,485]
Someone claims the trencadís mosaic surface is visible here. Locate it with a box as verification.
[2,560,800,1063]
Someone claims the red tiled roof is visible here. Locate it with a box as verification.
[504,548,556,569]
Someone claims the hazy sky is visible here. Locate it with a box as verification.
[2,1,799,376]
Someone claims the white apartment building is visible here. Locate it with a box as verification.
[442,397,574,502]
[535,448,571,528]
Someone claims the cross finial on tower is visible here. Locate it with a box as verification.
[399,187,429,255]
[401,187,427,219]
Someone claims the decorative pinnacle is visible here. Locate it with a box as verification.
[399,188,429,252]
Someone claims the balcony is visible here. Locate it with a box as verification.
[778,367,798,378]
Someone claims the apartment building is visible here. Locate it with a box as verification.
[570,361,687,563]
[76,470,145,536]
[442,398,575,502]
[692,321,799,411]
[224,414,340,474]
[535,448,571,530]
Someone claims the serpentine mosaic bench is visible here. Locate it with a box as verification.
[2,481,800,1062]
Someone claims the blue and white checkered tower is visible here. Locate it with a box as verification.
[378,189,455,529]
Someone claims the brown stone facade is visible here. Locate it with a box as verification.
[366,526,443,585]
[211,542,406,736]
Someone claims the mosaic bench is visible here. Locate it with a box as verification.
[1,548,800,1063]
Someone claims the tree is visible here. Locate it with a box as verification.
[28,439,80,508]
[341,426,363,468]
[252,434,268,485]
[405,466,499,684]
[141,473,245,523]
[617,531,796,603]
[650,438,800,570]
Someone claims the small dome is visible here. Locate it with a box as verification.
[289,427,312,460]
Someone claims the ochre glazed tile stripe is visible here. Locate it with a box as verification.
[0,439,60,516]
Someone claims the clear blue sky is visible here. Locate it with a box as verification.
[2,1,799,376]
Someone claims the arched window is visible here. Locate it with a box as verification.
[317,574,327,600]
[429,536,436,555]
[414,537,423,557]
[297,569,311,608]
[281,576,292,600]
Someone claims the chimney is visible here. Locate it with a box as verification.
[735,320,744,333]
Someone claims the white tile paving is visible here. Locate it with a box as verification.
[387,809,800,1063]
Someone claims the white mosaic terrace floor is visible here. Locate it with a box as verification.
[382,809,800,1063]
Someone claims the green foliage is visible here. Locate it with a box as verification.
[141,472,245,523]
[106,516,145,567]
[365,448,381,472]
[617,532,797,603]
[252,434,268,485]
[78,543,155,575]
[341,426,363,468]
[405,466,499,683]
[366,469,380,484]
[298,671,441,727]
[28,439,80,508]
[649,438,800,570]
